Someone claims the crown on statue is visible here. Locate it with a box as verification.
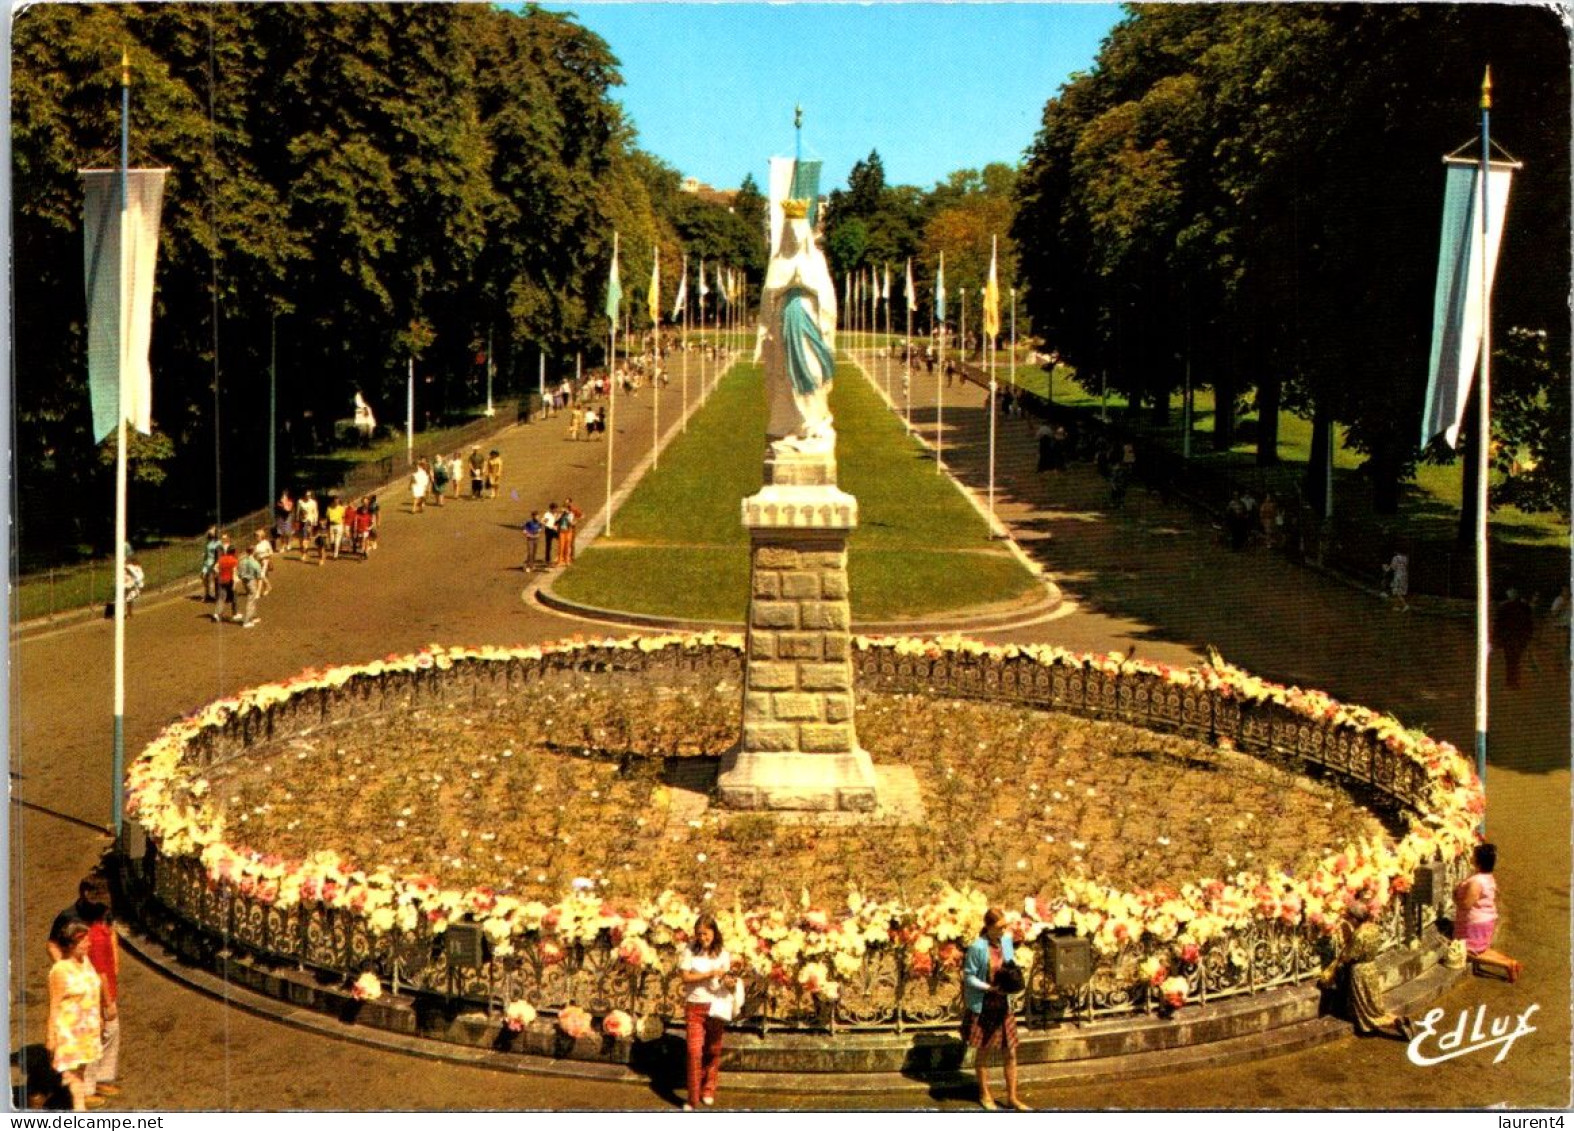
[780,198,810,219]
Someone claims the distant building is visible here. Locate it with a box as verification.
[680,176,738,210]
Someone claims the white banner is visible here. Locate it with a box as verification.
[82,168,166,442]
[767,155,795,255]
[1422,160,1513,449]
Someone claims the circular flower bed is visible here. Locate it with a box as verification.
[124,634,1483,1028]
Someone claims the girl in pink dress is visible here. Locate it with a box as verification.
[1453,842,1521,981]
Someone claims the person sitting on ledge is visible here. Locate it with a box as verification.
[1328,920,1418,1041]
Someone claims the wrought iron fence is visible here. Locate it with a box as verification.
[121,641,1463,1035]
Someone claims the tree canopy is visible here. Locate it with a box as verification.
[1013,4,1570,515]
[11,3,758,560]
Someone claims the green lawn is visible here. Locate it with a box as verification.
[554,358,1041,622]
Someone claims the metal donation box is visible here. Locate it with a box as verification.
[443,922,485,968]
[1049,933,1093,988]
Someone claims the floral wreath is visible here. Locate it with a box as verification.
[125,633,1482,1012]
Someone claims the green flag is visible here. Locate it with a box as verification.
[604,232,622,323]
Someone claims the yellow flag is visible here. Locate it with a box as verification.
[982,237,1001,340]
[648,249,661,326]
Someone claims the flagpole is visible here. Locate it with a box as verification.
[486,329,495,417]
[884,268,892,404]
[1010,285,1017,403]
[406,357,414,464]
[988,287,996,521]
[111,47,131,838]
[681,259,689,432]
[650,251,659,472]
[268,312,277,524]
[1474,68,1493,816]
[936,253,946,475]
[982,243,994,525]
[607,232,618,540]
[905,261,913,432]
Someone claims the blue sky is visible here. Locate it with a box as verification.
[533,3,1124,193]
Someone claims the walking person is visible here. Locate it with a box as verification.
[273,489,296,548]
[448,453,463,500]
[521,512,544,572]
[557,499,581,566]
[1494,589,1534,689]
[541,502,561,566]
[212,538,239,623]
[326,496,348,558]
[351,499,374,558]
[1382,550,1410,612]
[430,456,448,507]
[236,546,265,627]
[679,913,738,1110]
[364,494,381,553]
[1035,421,1054,474]
[252,529,274,595]
[410,461,431,515]
[961,908,1031,1111]
[49,876,121,1104]
[485,449,503,499]
[295,491,319,557]
[46,921,102,1111]
[469,446,485,499]
[121,558,144,617]
[199,528,221,602]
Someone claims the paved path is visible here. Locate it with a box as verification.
[8,351,1569,1110]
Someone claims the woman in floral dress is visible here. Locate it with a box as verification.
[960,908,1030,1110]
[48,921,103,1111]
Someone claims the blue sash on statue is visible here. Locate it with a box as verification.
[782,289,835,396]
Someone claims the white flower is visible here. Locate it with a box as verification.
[696,853,708,864]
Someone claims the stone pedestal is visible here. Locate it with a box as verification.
[716,450,878,812]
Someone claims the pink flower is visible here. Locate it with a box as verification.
[601,1010,634,1039]
[557,1006,591,1039]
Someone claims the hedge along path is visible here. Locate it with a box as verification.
[551,359,1040,623]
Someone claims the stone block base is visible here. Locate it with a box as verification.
[716,748,879,812]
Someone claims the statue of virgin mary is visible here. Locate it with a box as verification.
[754,198,839,456]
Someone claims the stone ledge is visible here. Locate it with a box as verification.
[742,485,858,530]
[113,904,1461,1091]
